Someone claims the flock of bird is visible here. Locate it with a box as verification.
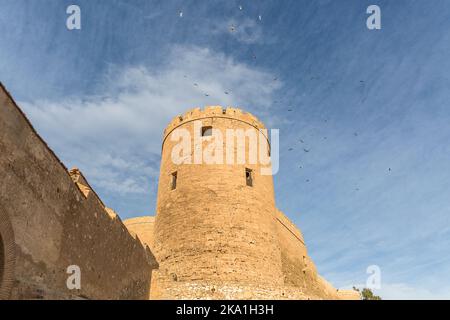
[177,4,266,99]
[174,4,391,188]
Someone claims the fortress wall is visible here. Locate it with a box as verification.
[336,289,361,300]
[124,216,156,252]
[154,108,284,287]
[149,279,313,300]
[275,209,306,245]
[0,84,155,300]
[274,209,309,288]
[274,209,340,299]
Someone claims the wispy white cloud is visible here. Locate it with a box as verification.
[19,45,281,213]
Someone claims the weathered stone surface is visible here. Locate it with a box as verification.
[124,216,156,252]
[0,83,155,300]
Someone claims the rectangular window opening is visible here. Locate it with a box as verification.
[201,126,212,137]
[245,168,253,187]
[171,172,177,190]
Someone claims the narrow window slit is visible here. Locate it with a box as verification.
[171,172,177,190]
[245,168,253,187]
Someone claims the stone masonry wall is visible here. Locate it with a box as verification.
[124,216,156,253]
[0,83,156,300]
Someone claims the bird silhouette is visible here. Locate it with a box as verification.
[303,148,310,153]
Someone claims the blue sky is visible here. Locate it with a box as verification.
[1,0,450,299]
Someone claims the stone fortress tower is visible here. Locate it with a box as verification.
[154,106,283,287]
[145,106,359,299]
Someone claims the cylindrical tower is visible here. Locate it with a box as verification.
[154,106,283,286]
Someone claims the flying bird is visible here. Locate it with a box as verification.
[303,148,310,153]
[178,11,183,18]
[239,5,243,10]
[288,148,293,151]
[258,15,262,21]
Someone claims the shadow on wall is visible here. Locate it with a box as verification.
[0,234,3,286]
[0,209,16,300]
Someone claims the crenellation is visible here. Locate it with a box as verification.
[163,106,267,142]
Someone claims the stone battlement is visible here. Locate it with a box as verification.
[163,106,266,140]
